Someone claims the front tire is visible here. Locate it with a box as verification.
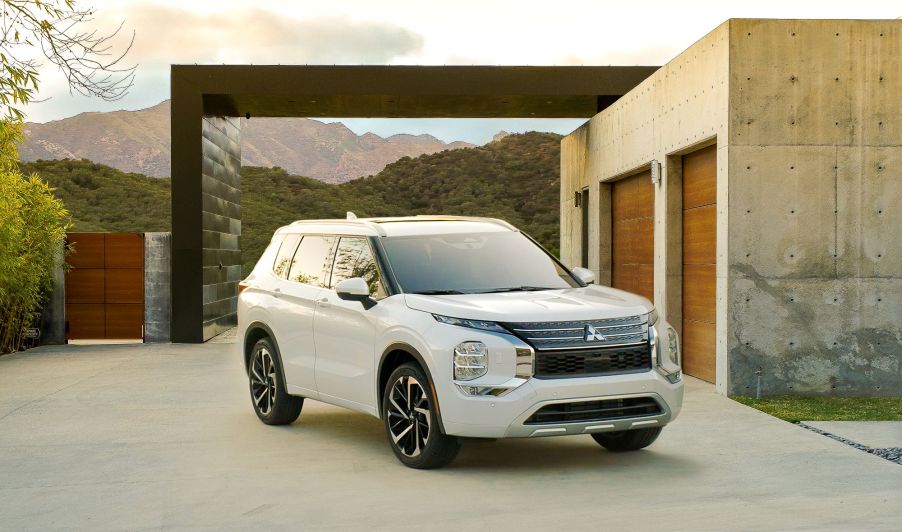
[591,427,662,452]
[248,337,303,425]
[382,362,460,469]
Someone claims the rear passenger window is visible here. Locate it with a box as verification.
[288,235,337,287]
[272,234,301,278]
[330,237,386,299]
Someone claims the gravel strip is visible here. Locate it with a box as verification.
[799,422,902,465]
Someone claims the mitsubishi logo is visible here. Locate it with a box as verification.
[585,325,606,342]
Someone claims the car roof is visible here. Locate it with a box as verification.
[274,215,517,238]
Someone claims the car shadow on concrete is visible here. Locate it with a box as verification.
[276,406,704,474]
[449,437,703,474]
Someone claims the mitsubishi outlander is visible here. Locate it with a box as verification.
[237,215,683,469]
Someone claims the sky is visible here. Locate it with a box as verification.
[22,0,902,144]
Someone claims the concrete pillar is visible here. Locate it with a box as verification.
[144,232,171,343]
[38,243,66,345]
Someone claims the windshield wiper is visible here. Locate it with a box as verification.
[411,289,466,295]
[479,286,557,293]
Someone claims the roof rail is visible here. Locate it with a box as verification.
[285,215,518,237]
[287,218,388,236]
[369,215,518,231]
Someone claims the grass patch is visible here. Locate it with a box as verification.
[731,396,902,423]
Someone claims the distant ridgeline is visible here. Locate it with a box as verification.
[20,132,562,274]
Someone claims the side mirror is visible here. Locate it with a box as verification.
[335,277,376,308]
[571,267,595,285]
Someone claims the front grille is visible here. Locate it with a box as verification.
[503,315,648,351]
[525,397,662,425]
[533,344,652,378]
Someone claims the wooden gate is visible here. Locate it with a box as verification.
[65,233,144,340]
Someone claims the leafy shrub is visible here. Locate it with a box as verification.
[0,122,69,355]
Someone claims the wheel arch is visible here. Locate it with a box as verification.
[378,342,446,434]
[243,321,289,390]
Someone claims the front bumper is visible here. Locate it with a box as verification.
[438,368,684,439]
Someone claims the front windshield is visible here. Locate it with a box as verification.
[381,231,580,294]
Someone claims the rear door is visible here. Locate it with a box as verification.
[268,234,334,395]
[313,236,387,413]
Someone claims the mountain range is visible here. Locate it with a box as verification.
[20,132,563,273]
[19,100,474,183]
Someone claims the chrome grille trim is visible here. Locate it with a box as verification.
[533,341,647,351]
[512,322,642,333]
[513,327,583,332]
[503,315,649,352]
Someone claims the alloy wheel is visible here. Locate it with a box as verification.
[387,375,431,457]
[250,347,278,416]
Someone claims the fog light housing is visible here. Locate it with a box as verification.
[453,341,488,380]
[667,326,680,366]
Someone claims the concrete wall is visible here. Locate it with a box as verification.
[37,244,66,345]
[560,19,901,396]
[560,127,589,272]
[200,117,242,341]
[561,21,732,393]
[144,232,171,343]
[726,19,901,396]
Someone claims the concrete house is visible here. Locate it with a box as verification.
[559,19,900,396]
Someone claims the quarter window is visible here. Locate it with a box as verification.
[288,235,337,287]
[330,237,386,298]
[272,234,301,279]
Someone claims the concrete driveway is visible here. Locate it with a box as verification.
[0,342,899,531]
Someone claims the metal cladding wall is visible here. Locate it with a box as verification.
[561,19,901,396]
[200,117,242,340]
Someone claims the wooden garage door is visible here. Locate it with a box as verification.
[682,145,717,382]
[611,171,654,302]
[65,233,144,340]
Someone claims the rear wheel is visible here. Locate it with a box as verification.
[591,427,662,452]
[382,362,460,469]
[248,337,303,425]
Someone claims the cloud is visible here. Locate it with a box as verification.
[556,45,678,67]
[100,4,424,66]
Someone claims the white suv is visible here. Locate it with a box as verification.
[237,215,683,469]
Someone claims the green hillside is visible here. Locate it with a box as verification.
[20,132,563,274]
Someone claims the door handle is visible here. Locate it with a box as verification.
[273,287,282,298]
[316,296,330,308]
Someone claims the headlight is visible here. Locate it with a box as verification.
[667,326,680,365]
[647,308,658,326]
[433,314,510,334]
[453,341,488,381]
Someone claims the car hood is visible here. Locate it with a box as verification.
[403,285,652,323]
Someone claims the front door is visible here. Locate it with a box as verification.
[314,236,386,413]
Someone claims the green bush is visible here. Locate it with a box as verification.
[0,122,69,355]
